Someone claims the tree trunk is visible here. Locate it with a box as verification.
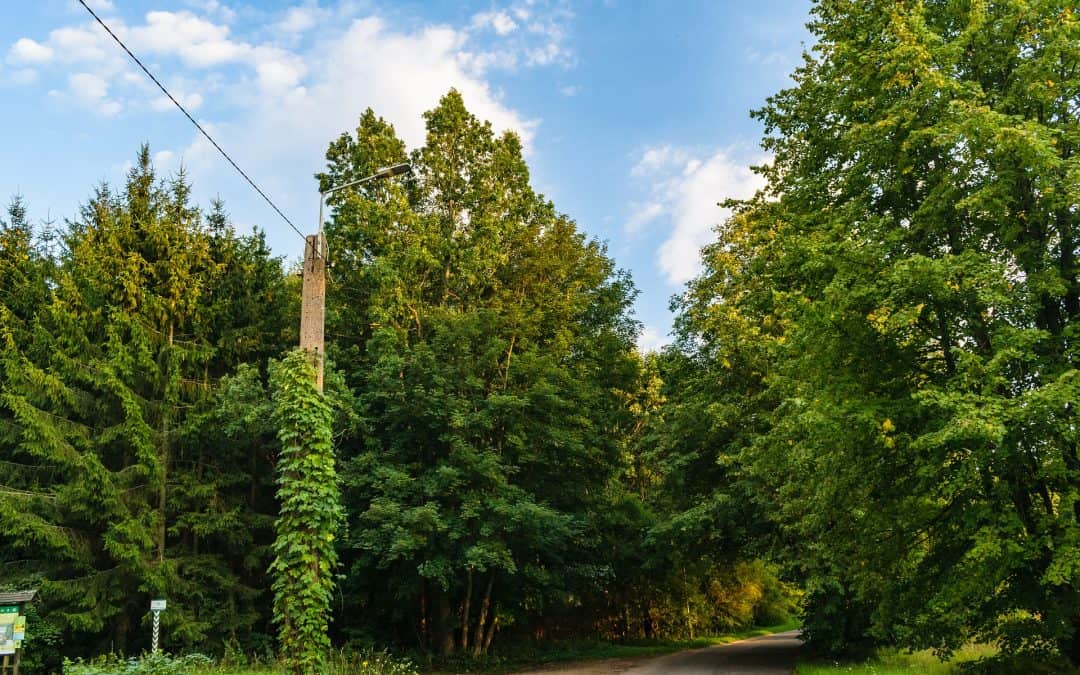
[473,572,494,656]
[437,589,454,656]
[1061,615,1080,667]
[935,309,956,376]
[420,585,429,649]
[482,614,499,654]
[461,568,473,652]
[158,321,174,564]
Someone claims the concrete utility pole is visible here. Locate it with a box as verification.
[299,163,411,390]
[300,232,328,390]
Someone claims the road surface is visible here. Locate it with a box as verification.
[512,630,804,675]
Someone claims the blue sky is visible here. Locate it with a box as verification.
[0,0,812,350]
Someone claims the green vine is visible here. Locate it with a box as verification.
[269,350,343,674]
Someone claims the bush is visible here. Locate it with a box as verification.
[328,648,418,675]
[63,652,214,674]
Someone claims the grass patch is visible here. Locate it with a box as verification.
[799,643,1023,673]
[62,621,801,674]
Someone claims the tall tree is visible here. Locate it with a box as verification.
[322,91,640,655]
[0,147,293,659]
[672,0,1078,662]
[0,196,50,338]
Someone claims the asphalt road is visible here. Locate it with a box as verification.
[624,631,804,675]
[511,630,804,675]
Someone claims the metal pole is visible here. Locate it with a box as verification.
[152,610,160,653]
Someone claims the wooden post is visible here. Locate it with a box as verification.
[299,232,327,391]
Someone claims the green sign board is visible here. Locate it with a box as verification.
[0,620,13,655]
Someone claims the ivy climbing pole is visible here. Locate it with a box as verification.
[269,350,343,674]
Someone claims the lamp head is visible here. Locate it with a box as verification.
[375,163,412,178]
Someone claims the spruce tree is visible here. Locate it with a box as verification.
[0,147,294,658]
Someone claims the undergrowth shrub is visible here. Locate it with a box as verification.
[63,652,214,674]
[328,648,418,675]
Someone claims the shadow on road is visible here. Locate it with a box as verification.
[511,630,805,675]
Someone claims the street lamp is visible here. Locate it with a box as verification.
[317,163,412,240]
[300,163,412,390]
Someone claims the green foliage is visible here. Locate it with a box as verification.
[269,350,342,674]
[64,652,215,675]
[2,93,801,671]
[327,648,418,675]
[0,146,293,662]
[666,0,1079,665]
[322,90,642,656]
[793,643,1080,675]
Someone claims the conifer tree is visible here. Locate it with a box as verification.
[0,147,293,658]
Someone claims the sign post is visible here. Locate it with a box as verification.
[0,590,37,675]
[150,599,166,653]
[0,606,17,672]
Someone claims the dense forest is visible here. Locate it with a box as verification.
[1,0,1077,672]
[0,92,795,672]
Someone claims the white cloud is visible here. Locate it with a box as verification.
[151,91,204,112]
[130,11,247,67]
[464,1,573,71]
[276,6,323,36]
[10,3,561,227]
[13,10,306,113]
[8,38,54,64]
[473,10,518,36]
[85,0,115,11]
[625,201,663,234]
[559,84,579,96]
[637,325,669,353]
[184,0,237,23]
[458,49,518,73]
[7,68,39,85]
[631,145,767,285]
[67,72,122,116]
[42,24,119,66]
[69,72,107,100]
[173,14,538,228]
[632,144,689,177]
[526,41,565,66]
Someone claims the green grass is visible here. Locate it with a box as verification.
[796,644,1001,675]
[70,620,801,674]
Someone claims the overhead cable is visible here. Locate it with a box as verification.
[76,0,306,242]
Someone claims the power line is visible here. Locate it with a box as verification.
[76,0,306,242]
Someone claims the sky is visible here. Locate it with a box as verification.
[0,0,813,351]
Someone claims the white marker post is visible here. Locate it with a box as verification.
[150,599,166,653]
